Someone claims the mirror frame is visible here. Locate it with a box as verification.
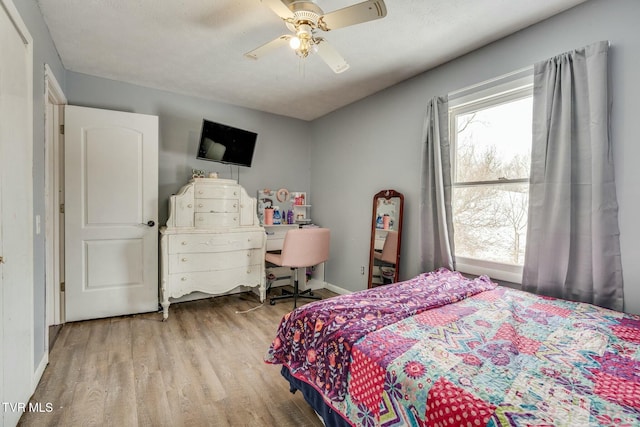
[367,189,404,288]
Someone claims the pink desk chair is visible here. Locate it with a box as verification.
[265,228,330,308]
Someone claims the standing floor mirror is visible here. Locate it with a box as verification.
[368,189,404,288]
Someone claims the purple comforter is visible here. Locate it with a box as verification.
[265,268,497,401]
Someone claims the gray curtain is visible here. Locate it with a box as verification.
[420,96,454,272]
[523,41,624,311]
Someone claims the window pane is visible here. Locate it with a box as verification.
[455,97,532,183]
[452,183,528,265]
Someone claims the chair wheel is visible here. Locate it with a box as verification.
[270,300,276,306]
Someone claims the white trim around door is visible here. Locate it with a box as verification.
[44,63,67,332]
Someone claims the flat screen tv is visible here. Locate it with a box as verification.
[197,119,257,167]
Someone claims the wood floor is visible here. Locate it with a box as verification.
[19,289,336,427]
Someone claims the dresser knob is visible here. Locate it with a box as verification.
[181,258,187,262]
[187,204,192,208]
[181,241,187,245]
[181,277,187,281]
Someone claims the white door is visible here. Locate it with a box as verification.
[64,105,159,322]
[1,0,34,425]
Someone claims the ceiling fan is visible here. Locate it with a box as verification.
[245,0,387,73]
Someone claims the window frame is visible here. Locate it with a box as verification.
[448,71,533,284]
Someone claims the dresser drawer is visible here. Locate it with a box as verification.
[195,212,239,228]
[194,199,238,214]
[194,184,239,199]
[169,249,263,273]
[166,231,264,254]
[166,266,263,299]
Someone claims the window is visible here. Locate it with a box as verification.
[449,72,533,283]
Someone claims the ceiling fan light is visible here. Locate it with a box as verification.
[289,36,301,50]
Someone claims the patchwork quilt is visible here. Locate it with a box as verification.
[266,269,640,426]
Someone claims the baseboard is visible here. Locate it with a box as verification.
[32,352,48,390]
[322,282,352,295]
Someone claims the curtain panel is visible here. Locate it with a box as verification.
[419,96,454,272]
[523,41,624,311]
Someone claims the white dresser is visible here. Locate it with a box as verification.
[160,178,265,319]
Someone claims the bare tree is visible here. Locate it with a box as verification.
[453,114,530,264]
[497,154,530,263]
[454,144,506,258]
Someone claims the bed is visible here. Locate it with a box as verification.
[265,268,640,426]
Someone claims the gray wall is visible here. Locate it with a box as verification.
[13,0,66,370]
[310,0,640,314]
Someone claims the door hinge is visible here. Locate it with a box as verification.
[60,203,64,214]
[0,256,4,264]
[59,124,64,135]
[60,281,65,292]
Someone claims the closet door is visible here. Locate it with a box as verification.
[1,1,34,425]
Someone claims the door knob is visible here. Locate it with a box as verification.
[146,220,155,227]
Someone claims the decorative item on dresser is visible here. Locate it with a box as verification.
[160,178,266,320]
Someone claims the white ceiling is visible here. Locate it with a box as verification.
[37,0,588,121]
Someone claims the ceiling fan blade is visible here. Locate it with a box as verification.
[319,0,387,31]
[315,38,350,74]
[244,35,292,60]
[260,0,295,20]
